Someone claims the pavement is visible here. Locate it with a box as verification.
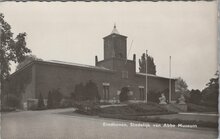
[1,108,219,139]
[179,112,219,116]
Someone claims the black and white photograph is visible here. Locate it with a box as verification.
[0,1,219,139]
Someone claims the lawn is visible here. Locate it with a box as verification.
[98,103,218,128]
[99,102,176,116]
[73,101,218,128]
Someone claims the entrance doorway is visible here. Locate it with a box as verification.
[119,87,129,102]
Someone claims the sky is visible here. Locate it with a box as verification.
[0,1,218,90]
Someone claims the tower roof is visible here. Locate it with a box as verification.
[103,24,127,39]
[111,24,119,35]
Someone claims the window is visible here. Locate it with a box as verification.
[122,71,128,79]
[103,83,110,100]
[139,86,145,100]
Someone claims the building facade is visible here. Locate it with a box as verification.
[4,26,177,108]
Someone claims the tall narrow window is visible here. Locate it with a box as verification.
[103,83,110,100]
[139,86,145,100]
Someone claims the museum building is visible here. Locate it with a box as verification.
[4,26,176,108]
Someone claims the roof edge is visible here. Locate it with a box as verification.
[8,60,116,79]
[103,33,127,39]
[136,72,176,80]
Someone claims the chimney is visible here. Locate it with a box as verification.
[133,54,136,61]
[133,54,136,72]
[95,56,98,66]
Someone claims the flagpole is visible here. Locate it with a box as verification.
[169,56,171,103]
[145,50,148,103]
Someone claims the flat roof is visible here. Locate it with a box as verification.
[47,60,112,71]
[136,72,176,80]
[9,59,176,81]
[8,59,114,78]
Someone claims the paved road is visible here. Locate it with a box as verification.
[1,108,218,139]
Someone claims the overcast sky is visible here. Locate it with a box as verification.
[0,1,218,90]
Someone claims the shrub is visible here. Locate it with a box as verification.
[72,81,100,102]
[147,91,160,103]
[37,93,45,109]
[3,94,21,109]
[72,83,85,101]
[1,106,16,112]
[73,100,100,115]
[47,91,53,109]
[100,106,136,115]
[29,103,38,110]
[98,102,111,105]
[128,102,169,113]
[200,100,218,108]
[84,80,100,101]
[60,98,72,108]
[99,102,176,116]
[189,89,202,105]
[47,89,63,109]
[200,73,218,108]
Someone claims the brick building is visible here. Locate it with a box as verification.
[4,26,176,108]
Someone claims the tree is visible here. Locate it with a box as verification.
[201,71,219,107]
[46,89,63,109]
[84,80,100,101]
[0,13,31,89]
[16,54,42,71]
[175,77,188,93]
[189,89,202,104]
[51,89,63,108]
[72,83,85,101]
[139,53,156,75]
[175,77,190,100]
[72,81,100,102]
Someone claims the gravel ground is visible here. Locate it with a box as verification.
[1,108,218,139]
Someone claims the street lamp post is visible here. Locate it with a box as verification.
[145,50,148,103]
[169,56,172,103]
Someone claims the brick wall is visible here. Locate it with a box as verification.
[34,61,176,102]
[5,60,176,105]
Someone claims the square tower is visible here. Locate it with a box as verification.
[103,25,127,60]
[96,25,136,75]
